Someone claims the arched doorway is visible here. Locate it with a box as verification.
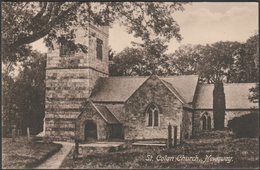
[84,120,97,141]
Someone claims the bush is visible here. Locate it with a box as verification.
[228,111,259,138]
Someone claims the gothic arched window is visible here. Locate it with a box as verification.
[202,115,207,130]
[201,112,211,130]
[207,116,211,130]
[146,104,160,127]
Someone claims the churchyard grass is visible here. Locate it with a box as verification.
[2,137,62,169]
[60,130,258,169]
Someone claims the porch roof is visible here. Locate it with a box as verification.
[94,104,120,124]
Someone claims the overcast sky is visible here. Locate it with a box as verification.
[32,2,258,54]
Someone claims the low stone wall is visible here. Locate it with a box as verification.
[78,142,126,156]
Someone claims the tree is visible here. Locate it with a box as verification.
[170,41,251,130]
[170,44,203,75]
[14,52,46,135]
[244,33,259,82]
[2,2,188,65]
[247,34,259,103]
[2,72,16,136]
[110,43,175,76]
[229,34,258,83]
[2,51,46,136]
[169,41,258,83]
[140,38,173,75]
[109,47,145,76]
[197,42,242,84]
[213,81,226,130]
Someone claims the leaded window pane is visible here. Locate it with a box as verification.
[154,110,158,126]
[148,112,153,126]
[146,104,160,127]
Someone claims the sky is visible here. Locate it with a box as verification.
[31,2,258,54]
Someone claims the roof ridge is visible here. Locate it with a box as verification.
[223,82,257,85]
[199,83,257,86]
[103,76,149,78]
[124,75,152,102]
[160,79,186,104]
[94,104,120,124]
[107,75,199,78]
[160,75,199,77]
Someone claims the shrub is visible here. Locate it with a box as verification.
[227,111,259,138]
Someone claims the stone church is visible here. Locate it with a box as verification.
[44,23,258,142]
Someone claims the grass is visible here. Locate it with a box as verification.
[2,137,62,169]
[60,130,259,169]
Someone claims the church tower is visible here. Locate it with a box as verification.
[44,24,109,141]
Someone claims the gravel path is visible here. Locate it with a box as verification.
[36,142,73,169]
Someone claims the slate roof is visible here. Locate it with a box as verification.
[90,75,257,110]
[161,75,199,103]
[90,76,148,102]
[195,83,258,109]
[161,79,186,103]
[94,104,120,124]
[90,75,199,103]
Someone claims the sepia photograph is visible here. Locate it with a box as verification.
[2,1,259,169]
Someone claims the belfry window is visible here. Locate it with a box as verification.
[96,38,103,60]
[60,41,75,57]
[146,104,160,127]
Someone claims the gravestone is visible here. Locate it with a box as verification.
[173,126,177,147]
[167,124,172,148]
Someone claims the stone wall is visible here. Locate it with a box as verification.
[45,69,89,141]
[193,110,214,134]
[46,24,109,72]
[124,76,184,141]
[88,24,109,74]
[44,23,109,141]
[193,109,254,134]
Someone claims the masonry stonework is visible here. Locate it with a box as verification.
[193,110,214,134]
[124,76,185,142]
[44,23,109,141]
